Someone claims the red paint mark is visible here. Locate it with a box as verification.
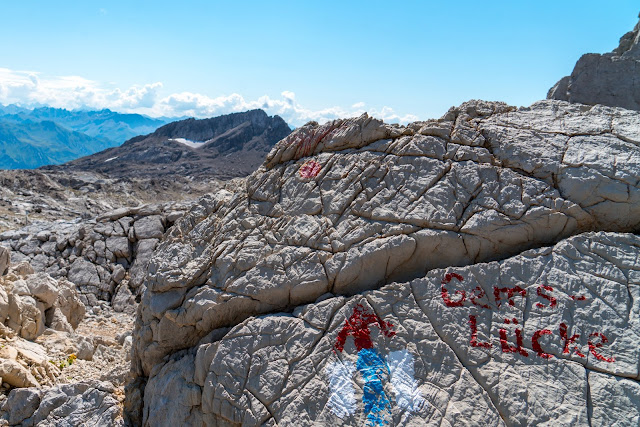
[442,272,464,285]
[559,322,585,358]
[499,319,528,356]
[570,295,587,301]
[494,286,527,307]
[470,286,490,309]
[588,332,615,363]
[335,304,396,352]
[287,122,339,159]
[532,329,554,359]
[298,160,322,179]
[535,285,557,309]
[469,315,492,348]
[441,273,465,307]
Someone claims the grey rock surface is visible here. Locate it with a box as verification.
[132,101,640,377]
[0,202,192,309]
[0,247,8,276]
[139,231,640,425]
[548,14,640,110]
[128,100,640,425]
[0,381,124,426]
[0,168,218,233]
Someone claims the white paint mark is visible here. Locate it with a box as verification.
[386,349,427,412]
[325,360,357,418]
[104,156,118,162]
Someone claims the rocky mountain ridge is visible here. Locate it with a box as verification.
[53,109,292,180]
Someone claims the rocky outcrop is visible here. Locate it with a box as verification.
[0,258,94,393]
[0,203,193,309]
[128,99,640,425]
[0,381,124,426]
[548,14,640,110]
[0,168,217,232]
[0,252,133,425]
[0,260,85,343]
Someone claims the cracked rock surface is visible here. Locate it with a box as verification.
[139,231,640,426]
[0,202,191,311]
[129,100,640,425]
[1,381,124,426]
[0,254,133,426]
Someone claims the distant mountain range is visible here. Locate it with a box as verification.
[0,120,115,169]
[51,109,292,180]
[0,105,173,169]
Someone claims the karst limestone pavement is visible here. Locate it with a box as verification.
[127,99,640,425]
[0,247,132,425]
[0,202,192,311]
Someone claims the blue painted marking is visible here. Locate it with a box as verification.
[356,348,391,426]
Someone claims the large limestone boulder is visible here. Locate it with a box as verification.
[131,100,640,379]
[133,215,165,240]
[23,273,59,309]
[139,232,640,425]
[54,278,86,329]
[0,359,40,388]
[127,99,640,425]
[67,258,101,289]
[548,14,640,110]
[7,294,45,341]
[0,266,85,340]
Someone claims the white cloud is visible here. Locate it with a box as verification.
[0,68,419,126]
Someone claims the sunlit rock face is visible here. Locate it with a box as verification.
[142,231,640,426]
[128,98,640,426]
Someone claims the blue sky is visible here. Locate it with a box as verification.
[0,1,637,125]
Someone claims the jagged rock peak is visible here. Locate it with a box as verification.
[125,108,289,147]
[613,12,640,57]
[548,12,640,110]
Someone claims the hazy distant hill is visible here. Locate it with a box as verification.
[0,105,174,169]
[0,120,114,169]
[0,105,170,145]
[54,109,292,179]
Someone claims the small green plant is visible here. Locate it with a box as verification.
[49,354,77,370]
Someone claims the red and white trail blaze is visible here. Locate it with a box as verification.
[326,304,426,425]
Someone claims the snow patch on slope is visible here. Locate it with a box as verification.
[169,138,205,149]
